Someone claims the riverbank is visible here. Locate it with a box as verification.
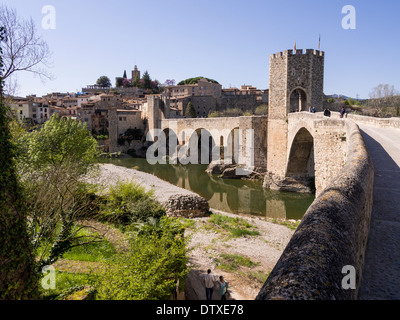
[89,163,296,300]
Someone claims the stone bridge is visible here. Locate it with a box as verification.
[158,112,350,196]
[158,116,268,170]
[159,111,400,299]
[146,48,399,299]
[256,112,400,300]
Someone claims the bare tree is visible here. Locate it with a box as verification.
[0,4,53,85]
[369,84,397,100]
[366,84,400,117]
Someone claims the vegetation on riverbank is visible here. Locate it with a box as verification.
[5,113,190,300]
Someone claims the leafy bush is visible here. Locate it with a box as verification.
[254,104,268,115]
[185,102,197,118]
[95,217,188,300]
[100,180,165,226]
[208,111,222,118]
[224,108,244,117]
[94,134,108,140]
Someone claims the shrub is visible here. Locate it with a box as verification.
[95,217,188,300]
[224,108,244,117]
[254,104,268,115]
[101,180,165,226]
[185,102,197,118]
[208,111,222,118]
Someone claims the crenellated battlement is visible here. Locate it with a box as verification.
[270,49,324,60]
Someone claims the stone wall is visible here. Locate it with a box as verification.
[268,49,324,118]
[219,94,266,113]
[331,112,400,128]
[116,110,145,134]
[256,120,374,300]
[176,94,267,118]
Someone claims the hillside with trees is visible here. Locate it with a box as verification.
[325,84,400,118]
[178,77,219,85]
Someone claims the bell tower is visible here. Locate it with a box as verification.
[132,65,140,80]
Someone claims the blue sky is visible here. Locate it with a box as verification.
[2,0,400,99]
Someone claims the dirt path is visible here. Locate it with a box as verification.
[184,209,295,300]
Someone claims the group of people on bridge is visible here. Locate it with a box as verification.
[309,106,347,118]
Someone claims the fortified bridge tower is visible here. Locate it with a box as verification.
[267,49,325,178]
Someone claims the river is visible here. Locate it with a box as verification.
[99,157,314,220]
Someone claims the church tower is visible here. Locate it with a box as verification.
[132,65,140,80]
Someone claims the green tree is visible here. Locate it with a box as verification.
[142,70,151,89]
[16,115,101,268]
[123,70,127,79]
[18,115,99,175]
[115,77,123,87]
[0,26,38,299]
[132,74,140,88]
[178,77,219,85]
[96,76,111,88]
[185,102,197,118]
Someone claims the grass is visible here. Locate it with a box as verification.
[206,214,260,238]
[215,253,259,272]
[271,218,300,231]
[40,270,98,300]
[62,228,116,263]
[247,271,271,284]
[177,217,196,230]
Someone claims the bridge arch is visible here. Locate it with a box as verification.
[162,128,179,162]
[289,87,308,113]
[226,127,240,164]
[190,128,217,164]
[286,127,315,179]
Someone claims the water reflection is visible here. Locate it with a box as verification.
[99,158,315,220]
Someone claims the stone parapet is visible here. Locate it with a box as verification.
[256,120,374,300]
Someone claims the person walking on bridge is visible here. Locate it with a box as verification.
[340,106,346,118]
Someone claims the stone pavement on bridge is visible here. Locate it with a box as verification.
[357,125,400,300]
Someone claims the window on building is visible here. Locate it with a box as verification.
[119,117,122,121]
